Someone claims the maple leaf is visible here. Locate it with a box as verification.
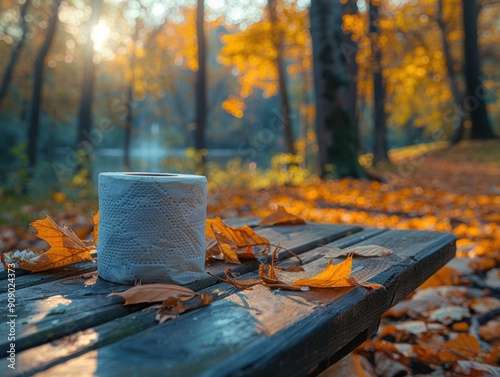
[260,205,306,226]
[291,255,383,289]
[108,284,198,305]
[205,217,270,263]
[2,215,94,272]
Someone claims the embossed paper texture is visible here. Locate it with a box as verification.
[97,173,207,284]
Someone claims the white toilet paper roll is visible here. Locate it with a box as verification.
[97,172,207,285]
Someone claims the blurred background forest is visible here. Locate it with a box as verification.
[0,0,499,199]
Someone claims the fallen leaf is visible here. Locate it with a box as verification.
[428,306,470,325]
[208,268,263,289]
[478,320,500,342]
[275,264,305,272]
[92,210,99,246]
[291,255,383,289]
[320,244,393,258]
[2,215,94,272]
[419,266,462,289]
[260,205,306,226]
[455,360,500,377]
[205,217,270,263]
[155,293,213,324]
[108,284,198,305]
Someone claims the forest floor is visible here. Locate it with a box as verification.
[1,139,499,376]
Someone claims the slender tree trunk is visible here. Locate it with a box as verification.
[310,0,369,179]
[27,0,61,170]
[369,0,388,162]
[437,0,466,144]
[462,0,496,139]
[124,24,139,171]
[194,0,207,170]
[268,0,296,155]
[341,0,360,151]
[0,0,30,108]
[76,0,103,150]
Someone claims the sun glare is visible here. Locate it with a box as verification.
[91,20,110,52]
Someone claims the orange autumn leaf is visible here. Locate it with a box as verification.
[419,265,462,289]
[440,333,484,361]
[291,255,383,289]
[206,217,270,263]
[206,218,269,248]
[108,284,198,305]
[2,215,94,272]
[260,205,306,226]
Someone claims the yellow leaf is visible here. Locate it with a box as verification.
[291,255,355,288]
[291,256,383,289]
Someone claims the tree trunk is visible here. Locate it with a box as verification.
[268,0,296,155]
[124,24,139,171]
[341,0,360,151]
[27,0,61,170]
[310,0,369,179]
[76,0,103,151]
[437,0,466,144]
[462,0,496,139]
[0,0,30,108]
[194,0,207,170]
[369,0,388,163]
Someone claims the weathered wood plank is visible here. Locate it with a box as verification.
[33,231,455,377]
[0,229,384,376]
[0,223,358,355]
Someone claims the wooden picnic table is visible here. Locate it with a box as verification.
[0,220,456,377]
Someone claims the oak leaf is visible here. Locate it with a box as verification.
[260,205,306,226]
[108,284,197,305]
[2,215,94,272]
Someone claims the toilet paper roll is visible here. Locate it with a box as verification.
[97,172,207,285]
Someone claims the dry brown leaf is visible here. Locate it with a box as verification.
[320,245,393,258]
[108,284,197,305]
[275,264,305,272]
[260,205,306,226]
[208,268,263,289]
[2,215,94,272]
[155,293,213,324]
